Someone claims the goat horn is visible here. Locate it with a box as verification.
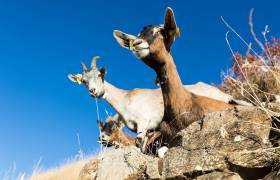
[91,56,100,69]
[81,62,87,72]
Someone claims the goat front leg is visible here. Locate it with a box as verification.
[135,128,148,153]
[146,131,162,147]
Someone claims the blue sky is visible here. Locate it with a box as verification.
[0,0,279,175]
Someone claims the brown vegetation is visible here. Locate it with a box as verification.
[221,38,280,105]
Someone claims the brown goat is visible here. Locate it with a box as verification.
[97,115,135,147]
[98,115,162,150]
[113,7,233,144]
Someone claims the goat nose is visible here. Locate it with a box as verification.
[133,39,143,46]
[90,88,95,93]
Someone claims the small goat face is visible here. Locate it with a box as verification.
[82,68,106,98]
[113,7,179,69]
[97,118,124,147]
[68,56,106,99]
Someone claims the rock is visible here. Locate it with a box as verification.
[179,106,272,148]
[162,106,277,179]
[146,158,161,179]
[79,146,155,180]
[263,170,280,180]
[78,159,99,180]
[162,147,227,179]
[196,171,242,180]
[79,106,279,180]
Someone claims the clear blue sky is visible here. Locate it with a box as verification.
[0,0,279,175]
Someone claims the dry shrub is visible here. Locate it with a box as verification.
[221,38,280,105]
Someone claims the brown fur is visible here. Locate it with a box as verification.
[109,128,162,151]
[99,118,162,148]
[113,7,234,147]
[98,119,136,147]
[139,8,234,144]
[110,128,136,146]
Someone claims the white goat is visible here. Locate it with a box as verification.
[68,56,251,152]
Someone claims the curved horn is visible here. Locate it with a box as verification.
[91,56,100,69]
[81,62,87,72]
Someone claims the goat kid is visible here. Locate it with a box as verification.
[97,115,135,147]
[97,115,163,156]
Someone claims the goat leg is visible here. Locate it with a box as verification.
[146,131,162,147]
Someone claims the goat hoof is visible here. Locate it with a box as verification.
[135,137,142,148]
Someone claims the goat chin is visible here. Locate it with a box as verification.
[157,146,168,158]
[133,49,149,59]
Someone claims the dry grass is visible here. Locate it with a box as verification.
[221,38,280,105]
[30,157,92,180]
[29,132,98,180]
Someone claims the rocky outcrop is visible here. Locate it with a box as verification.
[78,147,159,180]
[78,159,99,180]
[79,106,280,180]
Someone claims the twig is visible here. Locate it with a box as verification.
[221,16,267,65]
[249,9,266,52]
[95,99,103,154]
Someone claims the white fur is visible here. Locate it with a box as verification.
[132,40,150,59]
[100,82,250,152]
[133,49,150,59]
[158,146,168,158]
[152,27,162,36]
[70,73,251,153]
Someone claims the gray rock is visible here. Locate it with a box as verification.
[146,158,161,179]
[79,146,155,180]
[162,147,227,179]
[79,106,279,180]
[179,106,272,149]
[162,106,277,179]
[78,159,99,180]
[196,171,242,180]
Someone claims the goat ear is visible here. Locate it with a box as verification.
[164,7,180,51]
[113,30,136,50]
[119,120,125,130]
[100,67,106,82]
[97,120,104,129]
[68,74,83,84]
[106,115,113,122]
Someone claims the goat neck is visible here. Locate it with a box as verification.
[103,81,128,115]
[155,52,193,112]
